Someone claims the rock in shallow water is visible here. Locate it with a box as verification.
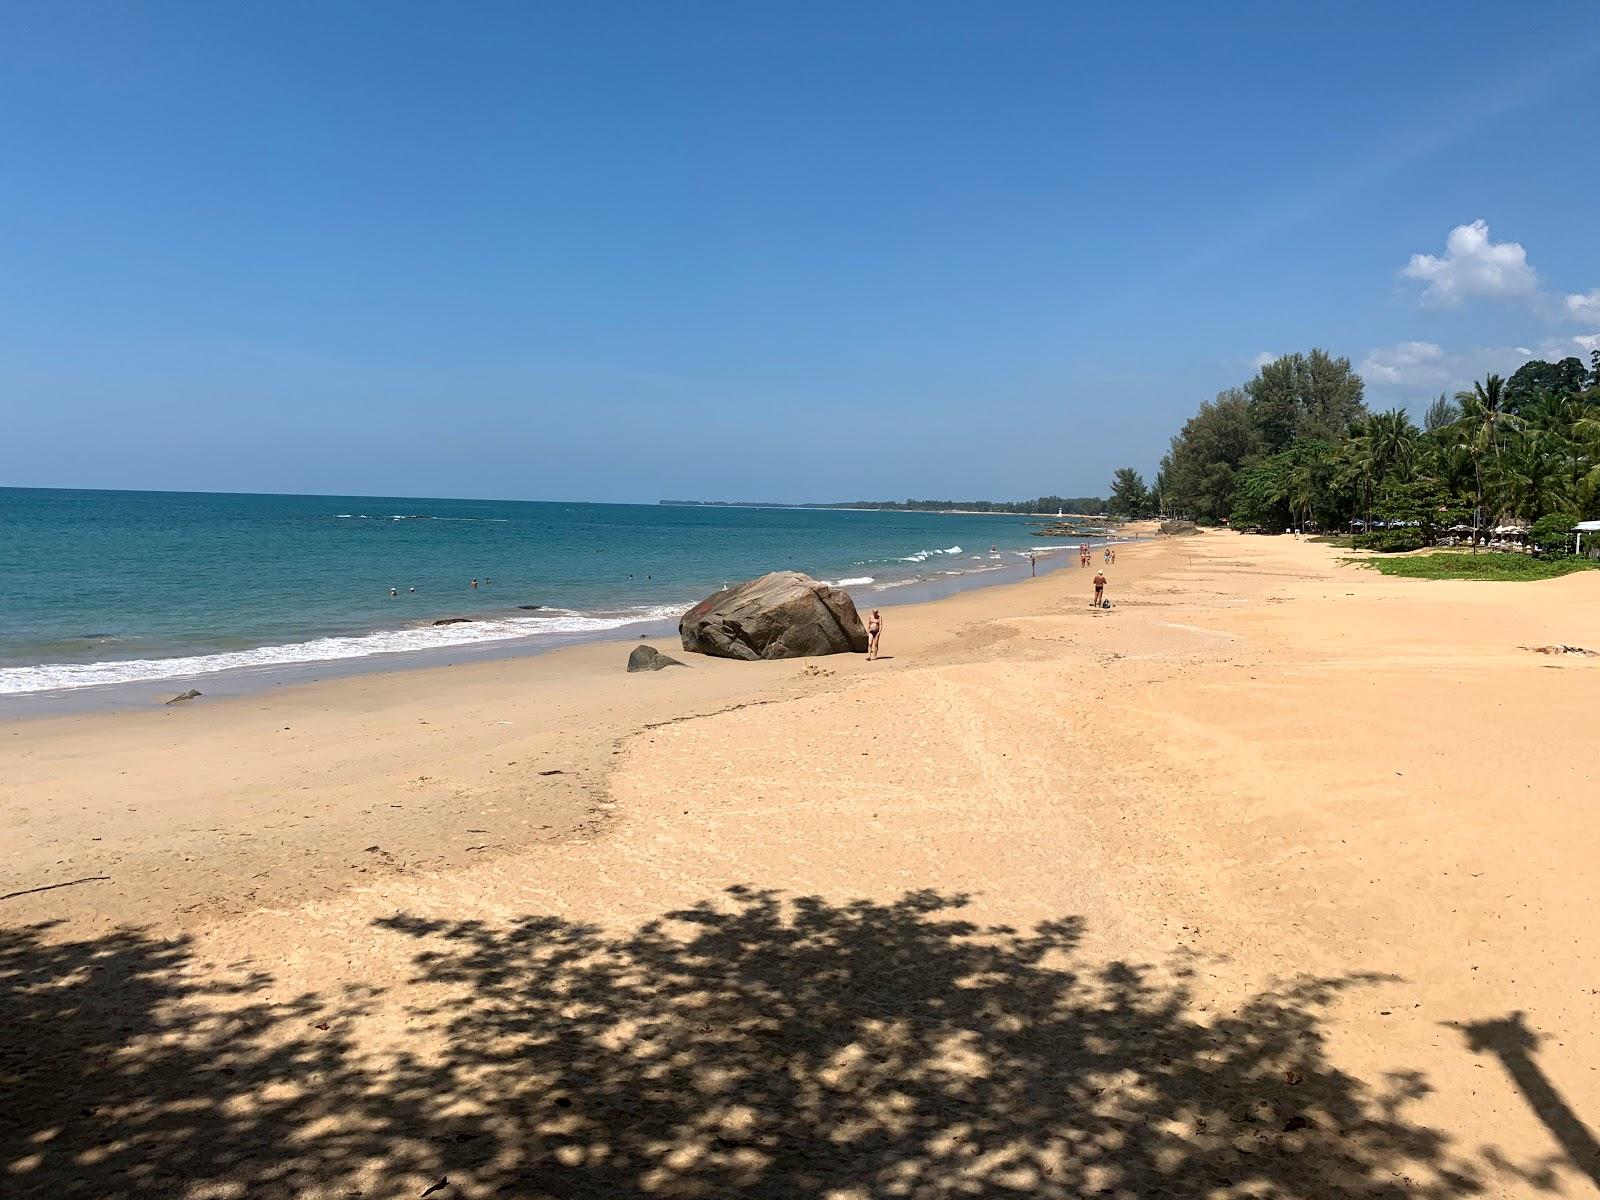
[679,571,868,660]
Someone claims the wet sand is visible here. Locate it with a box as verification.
[3,531,1598,1198]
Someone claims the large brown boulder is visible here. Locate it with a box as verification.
[679,571,868,660]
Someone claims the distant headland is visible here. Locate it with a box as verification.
[660,496,1110,515]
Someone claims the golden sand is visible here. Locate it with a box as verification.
[3,532,1597,1198]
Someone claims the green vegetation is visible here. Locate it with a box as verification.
[1156,348,1600,547]
[1350,529,1426,553]
[1106,467,1154,518]
[1351,552,1600,581]
[1529,511,1580,554]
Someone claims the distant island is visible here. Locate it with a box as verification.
[661,495,1109,515]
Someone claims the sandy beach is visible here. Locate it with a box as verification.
[4,530,1598,1198]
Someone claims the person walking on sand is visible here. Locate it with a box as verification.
[1028,553,1037,577]
[866,609,882,660]
[1092,569,1107,608]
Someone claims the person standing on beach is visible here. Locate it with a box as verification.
[1028,553,1037,576]
[866,609,882,660]
[1092,569,1107,608]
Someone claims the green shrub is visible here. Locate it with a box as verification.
[1350,529,1426,553]
[1351,552,1600,581]
[1529,512,1579,555]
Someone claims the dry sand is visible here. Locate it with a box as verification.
[3,532,1598,1198]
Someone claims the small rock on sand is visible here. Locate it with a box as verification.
[628,645,686,672]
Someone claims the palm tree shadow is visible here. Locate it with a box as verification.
[3,890,1496,1198]
[1453,1011,1600,1192]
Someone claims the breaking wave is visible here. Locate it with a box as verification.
[0,605,684,696]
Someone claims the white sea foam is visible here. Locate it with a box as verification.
[898,545,963,563]
[0,605,685,696]
[871,578,922,590]
[825,576,876,587]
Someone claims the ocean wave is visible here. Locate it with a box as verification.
[0,606,684,696]
[898,545,963,563]
[824,576,876,587]
[871,578,922,590]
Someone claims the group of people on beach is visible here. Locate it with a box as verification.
[1079,543,1116,568]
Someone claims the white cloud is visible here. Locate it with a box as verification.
[1564,288,1600,325]
[1532,334,1600,359]
[1402,219,1538,307]
[1359,341,1551,394]
[1359,341,1448,386]
[1249,351,1278,369]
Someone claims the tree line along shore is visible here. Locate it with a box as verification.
[1101,349,1600,564]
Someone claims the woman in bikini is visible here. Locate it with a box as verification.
[867,609,882,660]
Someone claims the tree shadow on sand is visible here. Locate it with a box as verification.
[0,920,385,1198]
[5,889,1496,1198]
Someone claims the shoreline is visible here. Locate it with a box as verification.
[0,536,1170,932]
[0,534,1137,716]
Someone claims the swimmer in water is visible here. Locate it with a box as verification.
[470,578,478,590]
[389,587,398,598]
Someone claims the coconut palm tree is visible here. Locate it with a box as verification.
[1526,390,1592,500]
[1454,374,1520,462]
[1571,408,1600,515]
[1366,408,1419,484]
[1450,375,1524,536]
[1335,424,1378,533]
[1498,429,1574,522]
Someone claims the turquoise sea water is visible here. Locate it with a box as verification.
[0,488,1104,697]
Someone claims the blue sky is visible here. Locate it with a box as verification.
[3,2,1598,503]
